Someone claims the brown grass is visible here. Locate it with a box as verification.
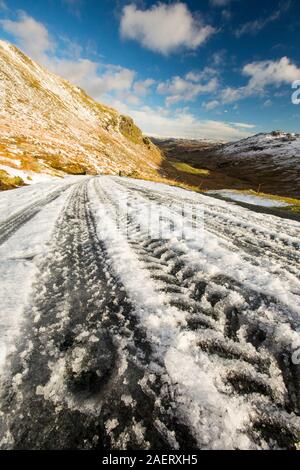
[0,169,25,190]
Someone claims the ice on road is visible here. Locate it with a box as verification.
[0,176,299,450]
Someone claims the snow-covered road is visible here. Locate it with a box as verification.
[0,176,300,450]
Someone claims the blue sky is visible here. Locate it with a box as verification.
[0,0,300,140]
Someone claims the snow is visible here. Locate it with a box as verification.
[89,176,300,449]
[0,176,84,222]
[0,158,21,167]
[0,183,73,374]
[212,132,300,199]
[0,164,61,185]
[164,345,253,449]
[0,40,162,181]
[98,177,300,317]
[207,190,290,207]
[219,132,300,173]
[0,175,300,450]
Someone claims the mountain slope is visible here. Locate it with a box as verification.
[214,132,300,198]
[154,132,300,198]
[0,40,164,186]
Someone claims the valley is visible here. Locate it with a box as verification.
[152,133,300,200]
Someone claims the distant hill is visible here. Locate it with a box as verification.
[152,132,300,198]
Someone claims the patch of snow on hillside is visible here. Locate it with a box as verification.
[0,164,60,185]
[221,132,300,169]
[208,190,290,207]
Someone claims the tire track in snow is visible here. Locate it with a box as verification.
[117,179,300,278]
[0,183,74,246]
[0,180,194,450]
[1,176,299,450]
[94,177,300,449]
[114,179,300,317]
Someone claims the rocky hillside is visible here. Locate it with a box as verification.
[154,132,300,198]
[212,131,300,198]
[0,40,164,189]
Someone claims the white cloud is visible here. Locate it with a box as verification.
[235,1,291,37]
[120,2,215,55]
[243,56,300,88]
[203,100,220,110]
[231,122,256,129]
[54,59,136,99]
[263,99,272,108]
[108,99,252,141]
[221,9,232,21]
[221,57,300,104]
[62,0,83,17]
[0,11,149,103]
[185,67,218,82]
[210,0,233,6]
[0,11,54,62]
[211,50,227,66]
[0,1,8,10]
[157,75,218,106]
[221,86,249,103]
[0,10,256,141]
[133,79,155,96]
[60,36,83,59]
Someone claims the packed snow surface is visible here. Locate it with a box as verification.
[207,190,290,207]
[0,176,299,450]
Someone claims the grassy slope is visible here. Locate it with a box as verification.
[0,169,25,190]
[167,160,300,214]
[167,159,256,191]
[153,137,300,200]
[0,41,165,187]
